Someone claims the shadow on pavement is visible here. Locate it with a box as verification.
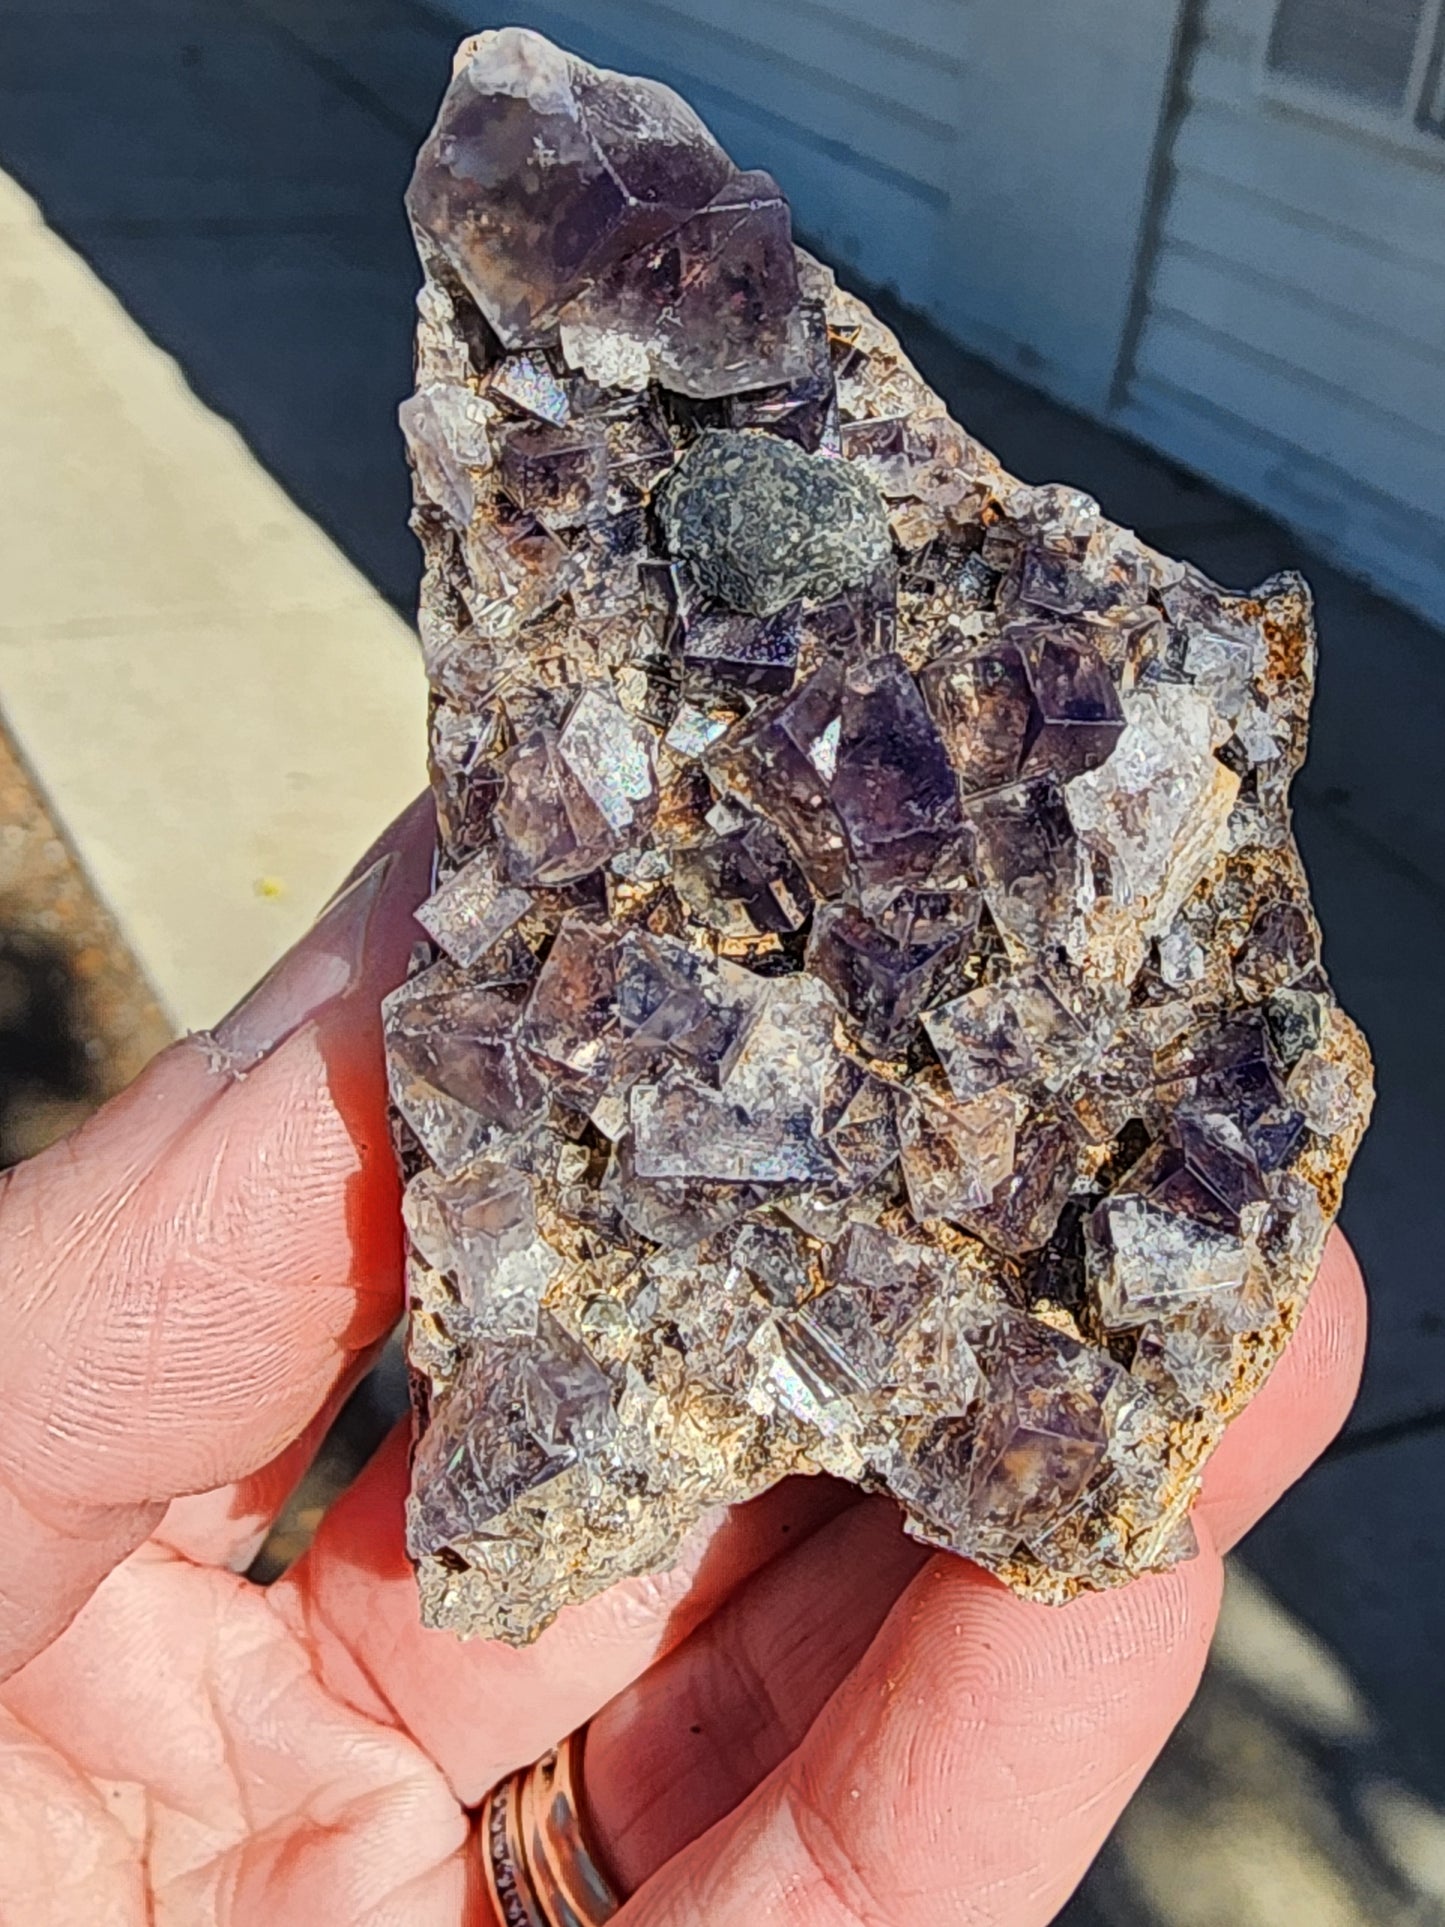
[0,0,458,613]
[0,925,98,1165]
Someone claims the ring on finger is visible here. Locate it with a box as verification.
[476,1727,620,1927]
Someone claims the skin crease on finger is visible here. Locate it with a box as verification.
[0,807,436,1682]
[583,1495,933,1893]
[613,1545,1226,1927]
[0,1546,479,1927]
[0,1022,402,1679]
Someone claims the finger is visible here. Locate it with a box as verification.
[271,1423,864,1805]
[585,1495,929,1895]
[1198,1225,1366,1552]
[616,1546,1224,1927]
[0,795,433,1681]
[1,1544,473,1927]
[578,1233,1363,1904]
[152,1330,392,1571]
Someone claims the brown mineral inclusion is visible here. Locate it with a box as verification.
[387,28,1373,1643]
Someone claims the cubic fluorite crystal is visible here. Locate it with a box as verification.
[391,28,1373,1642]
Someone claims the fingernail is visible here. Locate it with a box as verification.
[208,854,397,1071]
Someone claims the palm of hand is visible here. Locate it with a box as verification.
[0,806,1366,1926]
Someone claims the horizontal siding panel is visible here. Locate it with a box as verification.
[614,0,966,126]
[1147,246,1445,435]
[1160,169,1445,357]
[472,0,956,196]
[1178,64,1445,271]
[1131,310,1443,521]
[1137,0,1445,626]
[1122,380,1445,623]
[799,0,973,58]
[476,0,974,80]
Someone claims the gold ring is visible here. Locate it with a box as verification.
[477,1728,620,1927]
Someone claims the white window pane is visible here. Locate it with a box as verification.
[1268,0,1427,109]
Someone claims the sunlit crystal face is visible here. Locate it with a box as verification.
[560,170,812,401]
[392,30,1372,1644]
[403,1162,560,1337]
[408,29,733,346]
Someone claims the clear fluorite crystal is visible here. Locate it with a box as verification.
[394,30,1373,1642]
[402,1162,560,1336]
[416,852,529,967]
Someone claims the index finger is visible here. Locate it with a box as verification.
[0,796,433,1680]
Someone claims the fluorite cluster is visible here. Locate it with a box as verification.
[389,28,1372,1643]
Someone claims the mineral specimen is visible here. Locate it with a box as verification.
[657,430,894,615]
[390,27,1373,1643]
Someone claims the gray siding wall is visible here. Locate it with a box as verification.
[1120,0,1445,622]
[436,1,1183,412]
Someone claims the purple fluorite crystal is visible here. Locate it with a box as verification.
[392,30,1373,1643]
[561,169,811,400]
[807,901,971,1057]
[832,653,965,888]
[408,29,732,346]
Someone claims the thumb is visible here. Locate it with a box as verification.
[0,796,432,1679]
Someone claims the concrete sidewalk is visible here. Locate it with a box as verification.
[0,1,1442,1918]
[0,160,426,1032]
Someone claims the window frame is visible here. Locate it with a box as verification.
[1256,0,1445,166]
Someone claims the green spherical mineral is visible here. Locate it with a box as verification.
[657,429,893,616]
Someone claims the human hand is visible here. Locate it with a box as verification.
[0,798,1366,1926]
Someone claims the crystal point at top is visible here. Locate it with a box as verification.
[408,29,734,347]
